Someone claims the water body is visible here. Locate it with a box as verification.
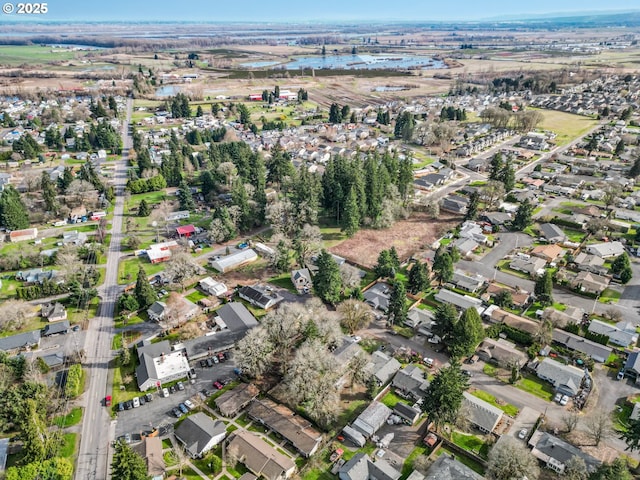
[239,60,281,68]
[155,85,182,97]
[49,44,106,50]
[243,54,445,70]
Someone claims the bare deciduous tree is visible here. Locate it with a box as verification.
[584,408,612,446]
[217,161,238,188]
[486,436,540,480]
[164,250,203,291]
[294,224,323,268]
[65,179,97,208]
[56,245,84,282]
[339,263,362,291]
[564,456,589,480]
[0,300,35,333]
[562,410,581,433]
[338,299,373,334]
[235,328,274,379]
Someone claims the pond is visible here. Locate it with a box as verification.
[155,85,182,97]
[242,54,446,70]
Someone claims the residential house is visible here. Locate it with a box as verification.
[392,402,422,425]
[9,228,38,242]
[247,398,323,457]
[484,284,530,309]
[62,230,88,246]
[539,223,567,244]
[482,306,539,335]
[351,401,392,438]
[40,302,67,322]
[174,412,227,458]
[226,430,296,480]
[176,224,196,238]
[453,237,479,257]
[542,306,584,328]
[0,330,41,353]
[424,454,483,480]
[440,196,468,215]
[16,268,59,284]
[366,351,401,387]
[449,270,485,293]
[509,257,547,277]
[209,249,258,273]
[41,320,69,337]
[462,392,503,433]
[588,320,638,347]
[481,212,512,227]
[572,252,607,275]
[291,268,312,293]
[476,338,527,368]
[132,437,165,480]
[531,244,564,263]
[146,240,180,263]
[404,308,435,331]
[338,453,401,480]
[199,277,228,297]
[238,285,284,310]
[341,425,366,448]
[434,289,483,313]
[458,221,488,244]
[363,282,391,312]
[624,351,640,382]
[215,383,259,417]
[552,329,611,363]
[535,358,585,397]
[570,271,610,295]
[134,340,190,391]
[392,365,429,401]
[585,241,625,258]
[147,301,167,323]
[528,431,601,474]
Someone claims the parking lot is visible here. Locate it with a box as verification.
[114,354,237,439]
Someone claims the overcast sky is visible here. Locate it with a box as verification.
[2,0,638,22]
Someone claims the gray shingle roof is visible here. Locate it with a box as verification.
[42,320,70,336]
[462,392,503,432]
[424,454,484,480]
[339,453,401,480]
[174,412,226,457]
[216,302,258,331]
[0,330,40,352]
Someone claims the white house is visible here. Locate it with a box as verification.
[198,277,228,297]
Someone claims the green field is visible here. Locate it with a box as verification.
[470,389,519,417]
[451,431,490,459]
[53,407,83,428]
[0,45,86,65]
[516,373,555,401]
[534,108,599,145]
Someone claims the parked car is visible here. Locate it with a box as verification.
[144,393,153,402]
[617,370,625,381]
[132,397,140,408]
[351,335,362,343]
[518,429,528,440]
[201,389,211,397]
[169,386,175,394]
[217,352,226,362]
[139,396,145,406]
[177,381,185,391]
[212,356,219,364]
[213,381,223,390]
[124,433,131,444]
[184,400,195,410]
[223,352,230,361]
[423,357,434,368]
[72,325,80,332]
[553,393,562,403]
[178,403,188,414]
[559,395,569,406]
[104,395,112,407]
[162,388,170,398]
[200,360,207,368]
[117,402,125,412]
[125,400,133,410]
[206,358,214,367]
[172,407,182,418]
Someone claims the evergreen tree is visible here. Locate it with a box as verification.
[196,105,204,117]
[512,199,533,231]
[387,279,408,325]
[489,152,503,181]
[389,246,401,271]
[111,440,150,480]
[421,361,469,431]
[397,157,414,203]
[612,253,631,274]
[464,191,479,221]
[375,250,395,278]
[534,270,554,306]
[449,307,484,358]
[500,158,516,192]
[432,252,453,285]
[267,145,295,186]
[407,261,429,294]
[628,157,640,178]
[57,167,74,192]
[134,266,156,309]
[41,171,58,214]
[342,187,360,236]
[313,250,343,305]
[616,139,625,156]
[329,103,342,124]
[394,111,415,141]
[433,303,458,344]
[0,185,29,230]
[137,199,150,217]
[178,180,195,211]
[231,181,252,231]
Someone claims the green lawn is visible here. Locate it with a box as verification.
[451,431,490,459]
[117,256,166,284]
[185,290,207,303]
[599,288,621,304]
[615,402,633,433]
[516,373,555,401]
[58,433,78,459]
[53,407,83,428]
[320,225,347,248]
[470,390,519,417]
[400,446,428,480]
[381,391,408,409]
[267,272,298,294]
[532,108,599,145]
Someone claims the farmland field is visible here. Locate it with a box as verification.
[0,45,86,65]
[533,108,599,145]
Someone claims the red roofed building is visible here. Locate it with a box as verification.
[176,224,196,238]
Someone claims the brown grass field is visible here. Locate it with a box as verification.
[330,211,460,268]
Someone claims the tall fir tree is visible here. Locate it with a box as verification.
[137,199,150,217]
[313,250,343,305]
[0,185,29,230]
[134,266,157,309]
[111,440,150,480]
[178,180,195,211]
[407,261,430,294]
[342,186,360,236]
[387,279,408,325]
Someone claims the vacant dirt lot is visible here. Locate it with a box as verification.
[330,211,460,268]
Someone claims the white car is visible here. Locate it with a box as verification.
[559,395,569,406]
[351,335,362,343]
[553,393,562,403]
[184,399,195,410]
[423,357,434,368]
[162,388,170,398]
[132,396,140,408]
[518,429,527,439]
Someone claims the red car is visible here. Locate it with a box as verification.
[213,381,223,390]
[105,395,112,407]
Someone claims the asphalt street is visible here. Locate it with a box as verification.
[74,98,132,480]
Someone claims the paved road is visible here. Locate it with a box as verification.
[75,98,132,480]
